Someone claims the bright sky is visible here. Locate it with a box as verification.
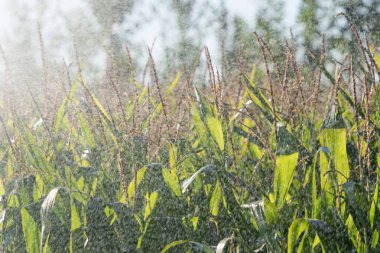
[0,0,300,66]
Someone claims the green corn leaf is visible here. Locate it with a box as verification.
[21,123,54,176]
[191,103,208,144]
[167,71,181,94]
[370,170,380,232]
[206,116,224,151]
[246,89,274,123]
[244,74,278,123]
[311,155,320,218]
[289,216,355,252]
[76,176,85,192]
[53,79,78,134]
[343,182,372,246]
[276,124,309,157]
[168,144,177,172]
[77,111,95,149]
[287,218,309,253]
[138,86,148,104]
[8,193,20,207]
[162,168,181,197]
[0,179,4,195]
[161,240,214,253]
[189,242,214,253]
[318,146,335,205]
[319,129,349,187]
[247,200,281,252]
[21,208,40,253]
[71,201,81,231]
[144,191,158,220]
[244,74,272,111]
[127,167,146,206]
[161,240,189,253]
[210,179,222,216]
[232,125,264,148]
[79,77,112,123]
[308,218,353,252]
[33,174,44,202]
[274,152,299,207]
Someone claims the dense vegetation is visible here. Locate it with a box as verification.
[0,16,380,253]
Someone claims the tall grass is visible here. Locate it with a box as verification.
[0,17,379,252]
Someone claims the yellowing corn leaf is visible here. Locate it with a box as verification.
[274,152,299,207]
[77,111,95,149]
[191,103,207,144]
[206,116,224,151]
[127,167,147,206]
[53,80,78,134]
[319,128,349,187]
[144,191,159,220]
[210,180,222,216]
[167,71,181,94]
[162,168,181,197]
[80,77,112,123]
[71,201,81,231]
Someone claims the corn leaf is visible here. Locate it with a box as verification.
[77,111,95,149]
[162,168,181,197]
[71,201,81,231]
[53,80,78,134]
[206,116,224,151]
[80,77,112,123]
[319,128,349,187]
[210,179,222,216]
[287,218,309,253]
[21,208,40,253]
[274,152,299,207]
[167,71,181,94]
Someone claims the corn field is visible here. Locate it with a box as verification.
[0,17,380,253]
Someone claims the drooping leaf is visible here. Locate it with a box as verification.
[161,240,214,253]
[40,187,66,249]
[243,200,281,252]
[161,240,189,253]
[216,236,233,253]
[182,165,213,193]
